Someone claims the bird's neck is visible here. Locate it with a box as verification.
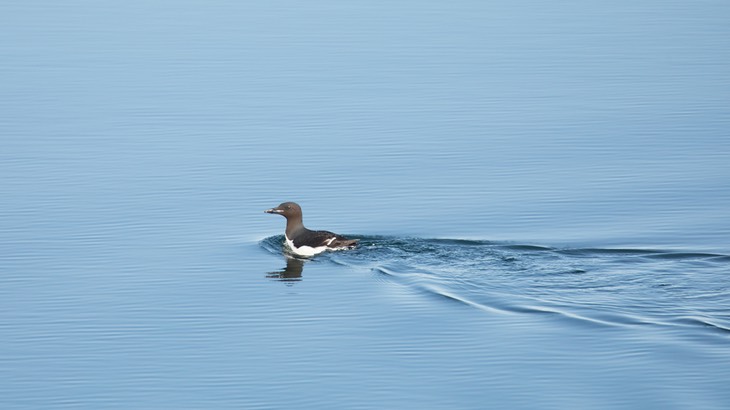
[285,217,305,238]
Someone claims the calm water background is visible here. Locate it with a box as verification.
[2,1,730,409]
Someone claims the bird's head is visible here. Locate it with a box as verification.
[264,202,302,219]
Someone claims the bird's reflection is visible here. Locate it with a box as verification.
[266,256,305,283]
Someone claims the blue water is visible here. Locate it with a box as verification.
[2,0,730,409]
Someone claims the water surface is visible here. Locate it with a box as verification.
[2,0,730,409]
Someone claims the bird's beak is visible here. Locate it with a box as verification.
[265,208,282,214]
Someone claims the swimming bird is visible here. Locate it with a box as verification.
[264,202,359,257]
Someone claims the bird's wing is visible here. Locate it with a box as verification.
[291,230,338,248]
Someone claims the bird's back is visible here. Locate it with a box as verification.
[290,228,358,249]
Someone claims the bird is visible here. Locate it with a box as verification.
[264,202,359,257]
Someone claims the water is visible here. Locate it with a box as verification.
[2,0,730,409]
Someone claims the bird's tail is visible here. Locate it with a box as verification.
[335,238,359,249]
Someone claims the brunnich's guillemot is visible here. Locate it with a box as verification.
[264,202,359,257]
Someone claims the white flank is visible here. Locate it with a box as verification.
[285,236,328,257]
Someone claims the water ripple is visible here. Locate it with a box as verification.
[261,235,730,337]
